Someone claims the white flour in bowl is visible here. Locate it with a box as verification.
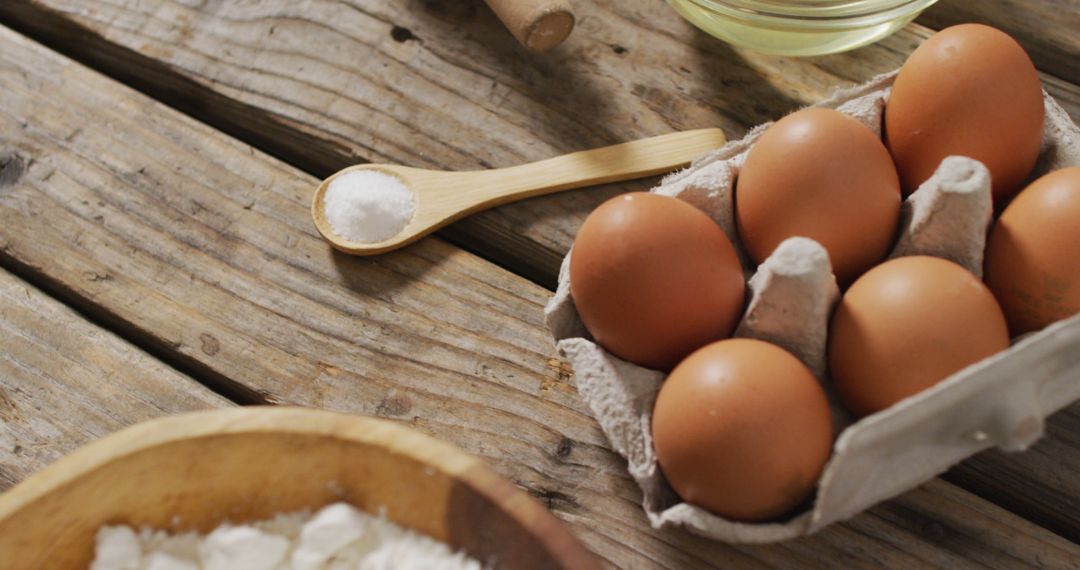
[90,502,482,570]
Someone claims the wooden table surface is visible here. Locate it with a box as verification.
[0,1,1078,568]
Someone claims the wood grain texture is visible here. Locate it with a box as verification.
[945,406,1080,544]
[1,24,1077,568]
[919,0,1080,88]
[0,268,228,491]
[2,2,1078,289]
[3,0,1080,542]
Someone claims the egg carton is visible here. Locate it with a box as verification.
[544,71,1080,543]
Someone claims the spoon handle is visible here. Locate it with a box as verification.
[466,128,727,209]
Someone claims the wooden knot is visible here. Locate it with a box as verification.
[0,151,25,187]
[527,487,580,513]
[376,393,413,417]
[390,25,418,43]
[921,521,946,541]
[555,437,573,459]
[199,333,221,356]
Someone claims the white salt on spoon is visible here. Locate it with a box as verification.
[322,170,416,244]
[311,129,728,256]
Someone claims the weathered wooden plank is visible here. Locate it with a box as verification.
[1,25,1077,569]
[945,406,1080,544]
[0,267,229,490]
[4,0,1080,544]
[3,2,1078,289]
[919,0,1080,88]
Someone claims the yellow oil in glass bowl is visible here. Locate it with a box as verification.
[668,0,940,56]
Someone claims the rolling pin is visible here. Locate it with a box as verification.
[485,0,575,53]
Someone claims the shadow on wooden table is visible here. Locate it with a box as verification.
[329,245,446,302]
[684,23,805,130]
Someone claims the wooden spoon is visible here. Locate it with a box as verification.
[312,128,727,255]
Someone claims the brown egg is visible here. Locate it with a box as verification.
[885,24,1044,205]
[570,193,745,370]
[652,339,833,521]
[985,167,1080,335]
[829,256,1010,417]
[736,108,901,286]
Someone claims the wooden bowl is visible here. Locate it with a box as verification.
[0,407,601,569]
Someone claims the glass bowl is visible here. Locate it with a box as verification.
[667,0,940,56]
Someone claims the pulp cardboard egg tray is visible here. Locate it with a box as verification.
[544,71,1080,544]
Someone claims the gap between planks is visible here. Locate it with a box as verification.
[0,266,231,491]
[0,250,267,407]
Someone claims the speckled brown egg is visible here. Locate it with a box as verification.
[652,338,833,521]
[829,256,1010,417]
[885,24,1044,205]
[985,167,1080,335]
[736,108,901,286]
[570,193,745,370]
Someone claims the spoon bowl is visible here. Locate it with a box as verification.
[313,128,727,255]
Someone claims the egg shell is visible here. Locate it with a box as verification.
[652,339,833,522]
[885,24,1044,204]
[569,192,745,370]
[736,108,901,285]
[829,256,1011,417]
[986,167,1080,335]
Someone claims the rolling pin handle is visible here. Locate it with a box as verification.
[485,0,575,53]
